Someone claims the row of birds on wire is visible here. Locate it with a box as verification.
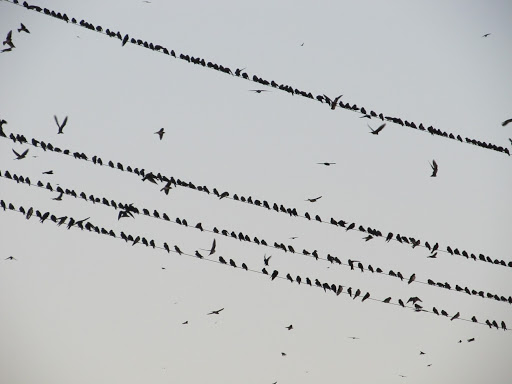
[6,0,512,158]
[1,168,510,309]
[2,119,509,272]
[1,198,509,333]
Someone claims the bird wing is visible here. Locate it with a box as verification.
[502,118,512,126]
[12,148,21,157]
[61,116,68,129]
[209,239,216,254]
[54,115,60,128]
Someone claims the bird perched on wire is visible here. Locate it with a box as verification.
[368,123,386,135]
[430,160,438,177]
[330,94,343,110]
[154,128,165,140]
[54,115,68,134]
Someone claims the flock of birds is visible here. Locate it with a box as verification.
[1,1,511,382]
[4,0,512,159]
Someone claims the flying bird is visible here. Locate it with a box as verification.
[250,89,269,93]
[208,239,216,256]
[467,338,475,342]
[155,128,165,140]
[482,33,491,37]
[5,256,16,260]
[420,351,425,355]
[54,115,68,134]
[207,308,224,315]
[3,30,14,48]
[430,160,438,177]
[368,123,386,135]
[263,254,272,266]
[42,170,54,175]
[306,196,322,202]
[502,118,512,127]
[317,162,336,166]
[347,336,359,340]
[286,324,293,330]
[12,148,29,160]
[18,23,30,34]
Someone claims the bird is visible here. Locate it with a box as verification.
[407,273,416,285]
[271,270,279,280]
[52,192,64,201]
[482,33,491,37]
[306,196,322,202]
[42,170,54,175]
[155,128,165,140]
[18,23,30,34]
[194,251,203,259]
[383,297,392,303]
[250,89,269,93]
[502,118,512,126]
[317,162,335,166]
[368,123,386,135]
[362,292,370,302]
[347,336,359,340]
[5,256,16,260]
[285,324,293,330]
[467,338,475,342]
[420,351,425,355]
[54,115,68,134]
[3,30,14,48]
[208,239,216,256]
[182,321,188,325]
[330,94,343,110]
[430,160,438,177]
[207,308,224,315]
[122,34,129,46]
[12,148,29,160]
[263,254,272,266]
[281,352,287,357]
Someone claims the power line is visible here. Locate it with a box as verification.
[4,0,511,158]
[2,168,511,307]
[1,196,508,332]
[2,127,509,270]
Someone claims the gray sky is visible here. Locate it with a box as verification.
[1,0,512,383]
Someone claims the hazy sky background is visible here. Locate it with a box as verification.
[1,1,512,383]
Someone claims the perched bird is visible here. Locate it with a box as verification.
[502,118,512,127]
[122,33,129,46]
[368,123,386,135]
[330,94,343,110]
[362,292,370,302]
[54,115,68,134]
[207,308,224,315]
[271,270,279,280]
[317,162,336,166]
[13,148,29,160]
[430,160,438,177]
[155,128,165,140]
[18,23,30,34]
[285,324,293,330]
[482,33,491,37]
[383,297,392,303]
[451,312,460,321]
[194,251,203,259]
[306,196,322,203]
[408,273,416,285]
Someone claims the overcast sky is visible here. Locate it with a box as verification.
[1,1,512,383]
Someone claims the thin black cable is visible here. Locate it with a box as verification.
[3,0,511,158]
[2,169,510,307]
[1,197,508,332]
[1,127,509,271]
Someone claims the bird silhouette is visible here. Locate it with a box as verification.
[281,352,287,356]
[207,308,224,315]
[347,336,359,340]
[52,191,63,201]
[306,196,322,202]
[18,23,30,34]
[250,89,269,93]
[54,115,68,134]
[12,148,29,160]
[317,162,336,166]
[408,273,416,284]
[5,256,16,260]
[482,33,491,37]
[263,254,272,266]
[362,292,370,302]
[155,128,165,140]
[42,170,54,175]
[208,239,216,255]
[3,30,14,48]
[286,324,293,330]
[195,251,203,259]
[330,94,343,110]
[430,160,438,177]
[383,297,392,303]
[502,118,512,126]
[174,245,182,255]
[450,312,460,321]
[368,123,386,135]
[467,338,475,342]
[271,270,279,280]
